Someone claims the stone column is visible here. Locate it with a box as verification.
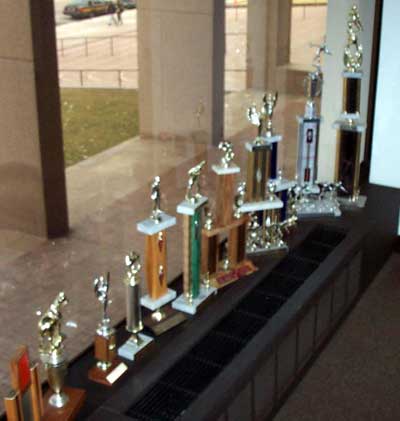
[246,0,291,91]
[137,0,225,146]
[0,0,68,237]
[318,0,376,181]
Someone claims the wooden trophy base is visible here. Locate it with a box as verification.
[144,305,187,336]
[42,386,86,421]
[88,359,128,387]
[210,260,257,290]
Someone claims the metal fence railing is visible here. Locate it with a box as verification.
[59,69,138,88]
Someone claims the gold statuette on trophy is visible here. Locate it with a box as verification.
[137,176,186,335]
[38,292,86,420]
[88,273,127,386]
[3,346,43,421]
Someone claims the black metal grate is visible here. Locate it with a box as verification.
[126,225,346,420]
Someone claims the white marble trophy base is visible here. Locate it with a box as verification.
[271,178,296,193]
[177,196,208,215]
[172,285,217,315]
[246,134,282,152]
[333,119,366,132]
[140,288,177,311]
[137,212,176,235]
[240,197,283,213]
[338,195,367,209]
[247,242,288,255]
[296,198,342,218]
[117,333,153,361]
[212,163,240,175]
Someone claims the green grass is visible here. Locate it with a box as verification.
[60,88,139,167]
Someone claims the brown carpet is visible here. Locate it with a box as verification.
[274,251,400,421]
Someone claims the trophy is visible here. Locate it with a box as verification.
[88,273,127,386]
[118,252,154,361]
[333,5,367,208]
[3,346,43,421]
[201,142,257,289]
[137,176,186,335]
[38,292,85,420]
[172,161,217,315]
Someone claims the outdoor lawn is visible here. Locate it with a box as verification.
[60,88,139,167]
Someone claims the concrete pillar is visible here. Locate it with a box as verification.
[318,0,376,181]
[0,0,68,238]
[246,0,291,91]
[137,0,225,146]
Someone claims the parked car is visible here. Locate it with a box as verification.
[122,0,136,9]
[64,0,112,19]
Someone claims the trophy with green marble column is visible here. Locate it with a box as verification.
[172,161,217,315]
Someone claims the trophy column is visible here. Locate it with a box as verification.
[334,5,367,208]
[118,253,154,361]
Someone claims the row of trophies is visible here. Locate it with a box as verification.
[3,5,367,420]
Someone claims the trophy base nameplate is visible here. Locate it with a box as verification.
[296,198,341,218]
[143,305,187,336]
[210,260,257,290]
[172,285,217,315]
[42,387,85,421]
[117,333,154,362]
[88,359,128,387]
[140,288,177,311]
[247,242,288,255]
[337,194,367,209]
[240,198,283,213]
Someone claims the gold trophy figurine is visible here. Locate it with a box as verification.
[344,5,363,73]
[150,176,162,223]
[38,292,85,420]
[186,160,206,204]
[118,253,154,361]
[264,92,278,138]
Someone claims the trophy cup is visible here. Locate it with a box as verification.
[333,5,367,208]
[38,292,85,420]
[201,142,257,289]
[172,161,217,315]
[137,176,186,335]
[3,346,43,421]
[88,273,127,386]
[118,252,154,361]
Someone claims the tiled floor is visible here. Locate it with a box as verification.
[0,90,305,411]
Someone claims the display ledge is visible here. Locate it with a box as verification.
[0,217,367,421]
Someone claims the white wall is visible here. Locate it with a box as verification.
[370,0,400,189]
[318,0,375,181]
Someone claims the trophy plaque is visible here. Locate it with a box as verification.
[38,292,86,421]
[172,161,217,315]
[88,273,127,386]
[201,142,257,289]
[4,346,43,421]
[137,176,186,335]
[333,5,367,208]
[118,253,154,361]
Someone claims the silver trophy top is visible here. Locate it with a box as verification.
[38,291,68,362]
[150,176,162,223]
[344,5,363,72]
[185,160,206,204]
[94,272,113,337]
[125,251,142,286]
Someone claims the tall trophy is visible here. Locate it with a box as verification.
[333,5,367,208]
[38,292,85,420]
[201,142,257,289]
[137,176,186,335]
[118,252,154,361]
[242,93,285,253]
[3,346,43,421]
[88,273,127,386]
[172,161,217,315]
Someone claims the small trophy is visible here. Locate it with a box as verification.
[118,253,154,361]
[201,142,256,289]
[333,5,367,208]
[137,176,186,335]
[3,346,43,421]
[88,273,127,386]
[172,161,217,315]
[38,292,85,420]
